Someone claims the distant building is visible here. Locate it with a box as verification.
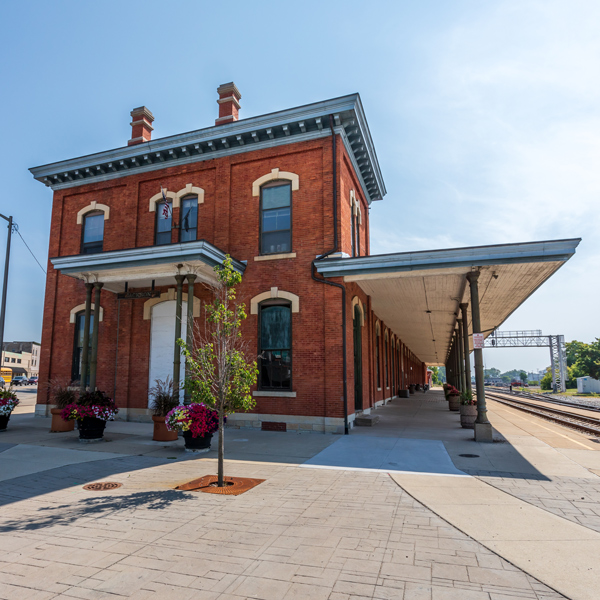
[1,342,41,378]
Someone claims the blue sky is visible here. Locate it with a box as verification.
[0,0,597,372]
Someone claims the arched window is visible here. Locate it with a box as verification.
[259,300,292,390]
[72,311,94,384]
[260,181,291,255]
[155,199,172,245]
[180,195,198,242]
[81,211,104,254]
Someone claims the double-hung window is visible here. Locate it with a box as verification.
[180,195,198,242]
[81,212,104,254]
[155,200,172,245]
[260,182,291,254]
[259,302,292,390]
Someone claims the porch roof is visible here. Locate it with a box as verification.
[50,239,245,294]
[315,239,580,365]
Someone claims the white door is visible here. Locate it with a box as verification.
[149,300,187,406]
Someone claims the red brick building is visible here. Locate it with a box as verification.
[30,83,579,437]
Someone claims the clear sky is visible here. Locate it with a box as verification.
[0,0,597,373]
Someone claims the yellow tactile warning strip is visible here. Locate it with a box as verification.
[175,475,265,495]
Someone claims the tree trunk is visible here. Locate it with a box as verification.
[218,407,224,487]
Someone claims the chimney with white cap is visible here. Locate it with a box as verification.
[128,106,154,146]
[215,82,241,125]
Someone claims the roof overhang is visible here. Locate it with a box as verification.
[315,239,581,365]
[50,240,245,294]
[30,94,386,205]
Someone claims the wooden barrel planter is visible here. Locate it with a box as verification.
[50,408,75,432]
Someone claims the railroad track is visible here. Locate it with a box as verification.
[486,391,600,438]
[488,387,600,413]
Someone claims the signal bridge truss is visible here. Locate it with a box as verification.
[484,330,567,392]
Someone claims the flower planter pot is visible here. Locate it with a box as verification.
[0,414,10,431]
[77,417,106,442]
[152,416,178,441]
[183,431,212,453]
[409,384,416,395]
[50,408,74,432]
[460,404,477,428]
[448,394,460,411]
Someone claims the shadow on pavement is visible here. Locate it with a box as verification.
[0,487,194,532]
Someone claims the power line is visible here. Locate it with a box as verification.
[14,225,46,275]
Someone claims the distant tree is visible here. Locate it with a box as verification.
[566,340,588,368]
[540,368,552,391]
[519,371,527,385]
[484,368,501,378]
[575,339,600,381]
[430,366,440,385]
[501,375,511,383]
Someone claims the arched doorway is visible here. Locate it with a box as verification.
[149,299,187,405]
[353,304,362,411]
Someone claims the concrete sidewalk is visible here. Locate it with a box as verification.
[1,390,599,598]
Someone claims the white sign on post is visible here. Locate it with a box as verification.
[473,333,484,349]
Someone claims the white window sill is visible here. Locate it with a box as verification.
[377,387,382,391]
[253,390,297,398]
[254,253,296,261]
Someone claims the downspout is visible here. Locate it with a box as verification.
[311,114,349,435]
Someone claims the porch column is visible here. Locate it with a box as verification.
[467,271,492,442]
[80,283,93,393]
[457,320,466,393]
[89,282,103,391]
[459,303,472,394]
[184,273,196,404]
[173,274,185,403]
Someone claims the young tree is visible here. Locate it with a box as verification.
[180,257,258,487]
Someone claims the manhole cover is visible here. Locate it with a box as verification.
[458,454,480,458]
[83,482,123,491]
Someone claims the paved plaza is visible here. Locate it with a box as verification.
[1,389,599,600]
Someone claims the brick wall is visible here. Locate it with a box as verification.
[38,134,426,423]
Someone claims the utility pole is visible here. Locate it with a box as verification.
[0,214,14,364]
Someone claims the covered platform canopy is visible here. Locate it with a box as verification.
[50,239,246,293]
[315,238,580,366]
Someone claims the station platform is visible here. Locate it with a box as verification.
[3,388,600,599]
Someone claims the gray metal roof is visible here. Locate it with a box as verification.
[316,239,581,365]
[30,94,386,205]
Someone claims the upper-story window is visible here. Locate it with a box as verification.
[260,182,291,255]
[180,195,198,242]
[155,200,172,245]
[81,212,104,254]
[259,301,292,390]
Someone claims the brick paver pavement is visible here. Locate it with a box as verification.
[0,454,566,600]
[468,470,600,534]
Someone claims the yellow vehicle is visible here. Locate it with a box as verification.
[1,368,12,384]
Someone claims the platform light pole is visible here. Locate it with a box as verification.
[0,214,13,364]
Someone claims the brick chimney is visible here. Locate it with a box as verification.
[215,82,241,125]
[128,106,154,146]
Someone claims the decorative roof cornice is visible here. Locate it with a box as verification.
[30,94,386,204]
